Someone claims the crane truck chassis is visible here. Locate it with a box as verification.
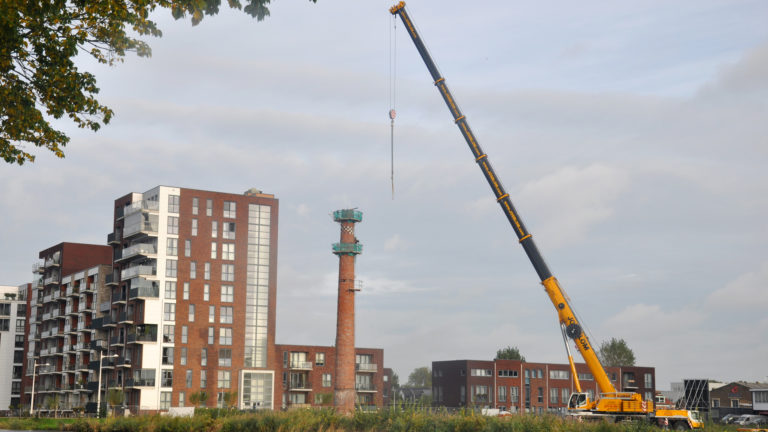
[389,2,702,429]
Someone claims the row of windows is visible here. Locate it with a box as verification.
[164,282,234,302]
[166,239,236,261]
[161,323,232,345]
[191,198,237,219]
[0,318,25,332]
[165,260,235,282]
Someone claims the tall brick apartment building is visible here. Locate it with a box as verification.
[22,243,113,413]
[432,359,655,414]
[104,186,279,412]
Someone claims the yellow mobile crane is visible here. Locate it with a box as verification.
[390,2,702,429]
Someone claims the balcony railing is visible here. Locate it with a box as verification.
[125,377,155,387]
[124,200,159,217]
[288,361,313,370]
[129,284,159,300]
[356,363,378,373]
[355,384,377,392]
[123,220,159,238]
[121,265,156,281]
[118,243,157,261]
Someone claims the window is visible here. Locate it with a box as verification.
[209,305,215,323]
[160,392,171,410]
[208,327,214,344]
[0,319,10,331]
[201,348,207,366]
[164,281,176,299]
[168,195,180,213]
[183,282,189,300]
[166,238,178,256]
[220,306,233,324]
[162,347,174,365]
[537,369,543,379]
[562,388,569,404]
[211,242,217,259]
[498,386,507,402]
[219,348,232,366]
[204,284,210,301]
[223,201,236,218]
[180,347,187,365]
[192,197,199,215]
[181,325,188,343]
[162,369,173,387]
[201,370,207,388]
[190,261,196,279]
[222,243,235,260]
[163,325,174,343]
[223,222,236,239]
[186,370,193,388]
[163,303,175,320]
[537,387,543,403]
[578,373,594,381]
[211,221,218,238]
[16,304,26,316]
[510,386,519,403]
[644,373,653,388]
[550,388,559,404]
[550,370,569,380]
[471,369,493,377]
[165,259,177,278]
[204,262,210,280]
[315,352,325,366]
[472,385,490,403]
[0,304,9,315]
[221,264,234,281]
[168,216,179,235]
[498,369,519,377]
[218,370,231,389]
[188,304,195,322]
[191,219,198,236]
[206,199,213,216]
[15,334,24,348]
[221,285,233,302]
[644,391,653,401]
[322,373,332,387]
[219,328,232,345]
[711,398,720,408]
[184,239,191,257]
[179,392,186,407]
[16,319,25,332]
[731,399,739,408]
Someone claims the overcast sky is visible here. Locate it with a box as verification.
[2,0,767,389]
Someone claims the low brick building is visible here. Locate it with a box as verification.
[432,359,655,414]
[275,344,384,410]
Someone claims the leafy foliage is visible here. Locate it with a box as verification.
[0,0,316,165]
[597,337,636,367]
[406,366,431,388]
[495,345,526,361]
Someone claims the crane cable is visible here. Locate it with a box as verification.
[388,12,397,200]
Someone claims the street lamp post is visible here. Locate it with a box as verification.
[29,359,50,416]
[96,352,118,418]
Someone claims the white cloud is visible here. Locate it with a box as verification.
[383,234,408,251]
[706,261,768,311]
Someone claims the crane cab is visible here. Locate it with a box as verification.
[568,392,591,410]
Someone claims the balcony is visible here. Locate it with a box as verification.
[127,324,157,344]
[355,384,377,392]
[288,361,313,371]
[117,243,157,262]
[44,275,60,286]
[102,315,116,327]
[44,253,61,268]
[129,284,159,300]
[123,218,159,239]
[109,335,124,346]
[287,382,312,392]
[90,339,108,351]
[356,363,378,373]
[33,261,45,274]
[66,285,80,297]
[118,311,133,324]
[121,265,156,281]
[125,377,155,388]
[105,272,118,286]
[108,229,122,245]
[117,357,132,368]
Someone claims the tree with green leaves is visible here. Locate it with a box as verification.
[222,391,238,409]
[597,337,636,367]
[405,366,431,388]
[495,345,526,361]
[0,0,316,165]
[106,388,124,416]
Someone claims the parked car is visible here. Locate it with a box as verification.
[736,414,768,426]
[720,413,741,424]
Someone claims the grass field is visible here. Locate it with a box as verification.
[0,408,743,432]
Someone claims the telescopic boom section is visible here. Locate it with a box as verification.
[390,1,616,395]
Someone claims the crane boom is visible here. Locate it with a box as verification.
[390,1,616,395]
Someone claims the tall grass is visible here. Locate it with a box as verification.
[0,409,737,432]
